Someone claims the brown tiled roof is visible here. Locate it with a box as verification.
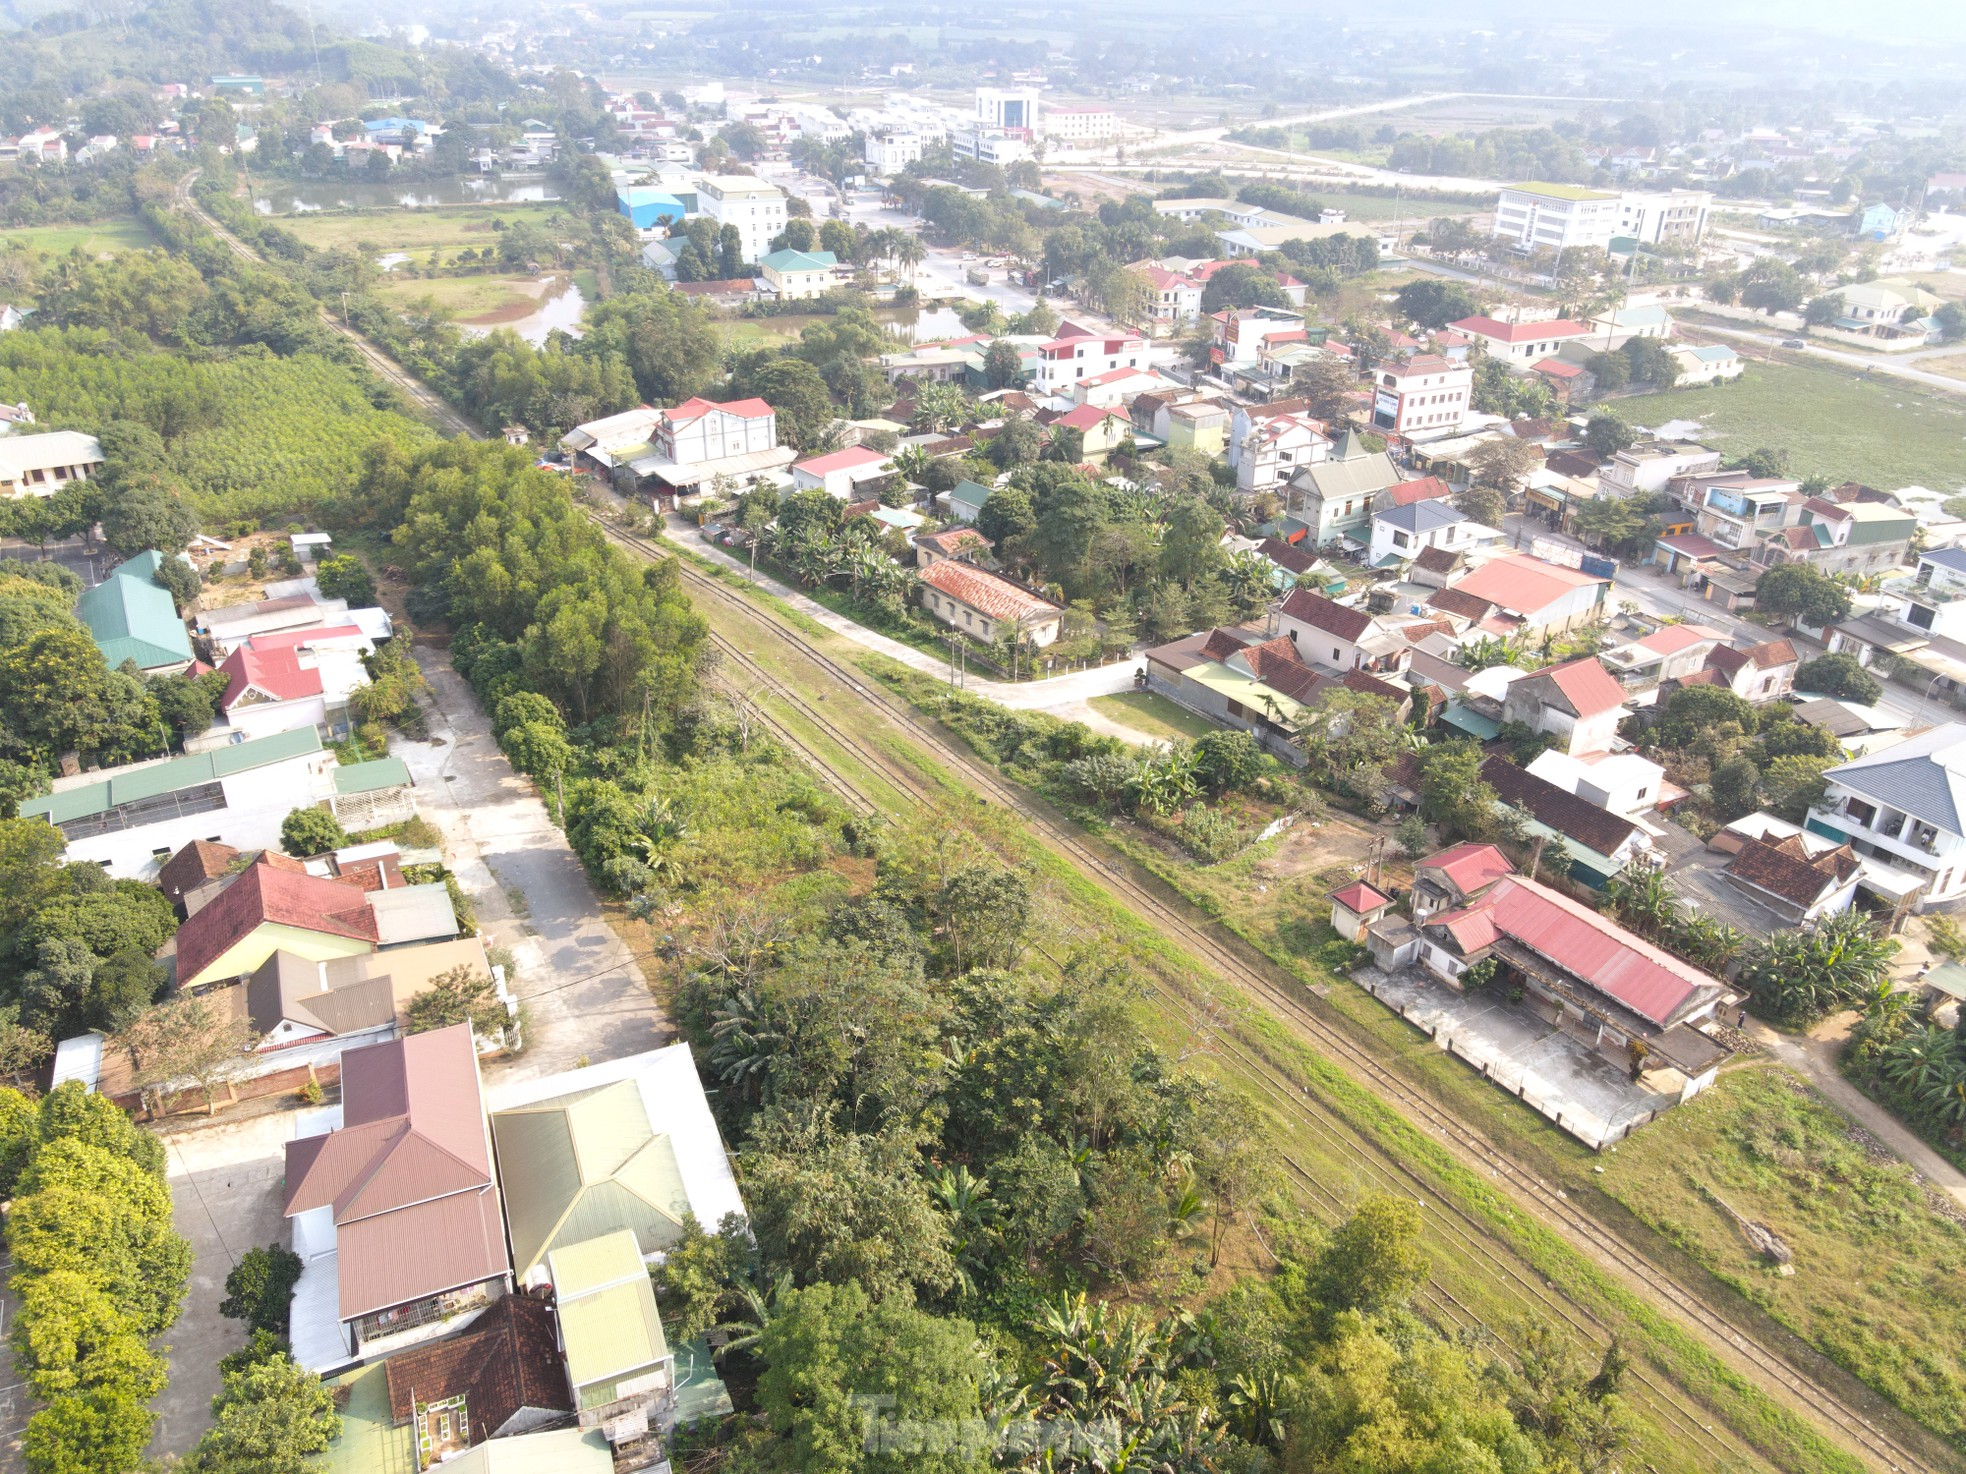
[1259,536,1319,575]
[1481,755,1642,859]
[920,560,1060,622]
[384,1295,570,1436]
[1413,545,1462,575]
[918,527,991,557]
[174,854,379,987]
[1343,669,1409,706]
[1727,834,1861,909]
[1425,587,1496,623]
[1200,627,1253,662]
[1544,450,1600,479]
[1231,635,1332,705]
[1278,586,1372,641]
[159,840,240,906]
[1707,639,1797,677]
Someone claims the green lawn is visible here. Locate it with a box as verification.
[372,272,540,319]
[1089,690,1223,743]
[276,202,566,259]
[0,217,157,259]
[1624,358,1966,491]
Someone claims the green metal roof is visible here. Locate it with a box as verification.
[436,1429,612,1474]
[333,756,412,794]
[109,550,167,583]
[759,248,838,273]
[20,727,322,825]
[947,479,992,508]
[1509,180,1617,202]
[548,1230,669,1395]
[490,1079,692,1280]
[75,563,194,671]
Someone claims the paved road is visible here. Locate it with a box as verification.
[1677,318,1966,400]
[663,515,1139,711]
[399,652,667,1081]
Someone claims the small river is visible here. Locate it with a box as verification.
[253,177,559,214]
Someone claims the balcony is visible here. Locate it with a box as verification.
[1809,805,1951,868]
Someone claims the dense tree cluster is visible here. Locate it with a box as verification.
[0,1082,188,1474]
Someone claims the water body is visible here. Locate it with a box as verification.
[253,177,560,214]
[459,275,587,348]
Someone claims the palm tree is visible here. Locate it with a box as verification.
[895,233,926,284]
[890,444,932,485]
[707,988,782,1101]
[1221,550,1275,614]
[1603,867,1681,942]
[1225,1368,1295,1450]
[717,1271,794,1358]
[929,1164,998,1296]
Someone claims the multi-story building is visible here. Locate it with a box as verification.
[1808,725,1966,909]
[1889,547,1966,641]
[1042,105,1116,143]
[975,87,1041,135]
[1236,411,1330,495]
[694,175,786,266]
[1208,307,1306,368]
[1032,320,1148,393]
[1369,355,1472,439]
[1491,182,1623,254]
[863,130,927,174]
[655,397,778,463]
[1617,189,1712,246]
[1693,480,1802,551]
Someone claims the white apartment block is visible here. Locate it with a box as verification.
[1043,105,1117,143]
[695,175,787,266]
[951,128,1033,164]
[1618,188,1712,246]
[1369,356,1472,439]
[1491,183,1624,255]
[864,130,927,174]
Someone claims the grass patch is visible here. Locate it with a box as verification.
[1088,690,1221,743]
[1602,1063,1966,1444]
[275,202,566,257]
[1622,356,1966,490]
[0,217,157,261]
[373,273,540,319]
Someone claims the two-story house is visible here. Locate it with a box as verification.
[1447,314,1594,369]
[1756,499,1915,576]
[1499,656,1626,756]
[1209,307,1307,368]
[1890,547,1966,640]
[1705,639,1799,701]
[1807,724,1966,908]
[1281,430,1402,547]
[1597,442,1722,500]
[1368,500,1483,569]
[758,248,839,300]
[1693,480,1801,552]
[1274,587,1411,675]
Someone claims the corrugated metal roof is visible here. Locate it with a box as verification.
[366,883,458,946]
[1826,723,1966,836]
[550,1230,668,1392]
[76,570,194,670]
[22,728,324,826]
[334,757,412,795]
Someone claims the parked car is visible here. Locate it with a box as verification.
[1780,337,1808,348]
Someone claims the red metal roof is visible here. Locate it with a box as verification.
[666,395,773,422]
[1055,403,1128,431]
[1637,624,1725,655]
[1432,875,1714,1028]
[795,445,891,476]
[1533,357,1585,378]
[1419,842,1515,897]
[174,855,377,986]
[1449,554,1604,618]
[1449,315,1592,344]
[246,625,364,651]
[219,644,323,709]
[1385,476,1454,507]
[1330,880,1392,913]
[1539,657,1626,718]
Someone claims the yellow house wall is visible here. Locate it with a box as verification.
[187,923,374,989]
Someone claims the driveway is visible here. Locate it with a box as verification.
[399,650,667,1081]
[146,1109,304,1461]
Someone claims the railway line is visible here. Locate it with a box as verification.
[615,525,1942,1474]
[171,179,1951,1474]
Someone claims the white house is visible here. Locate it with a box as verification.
[759,248,839,301]
[1807,724,1966,910]
[0,430,104,498]
[1891,547,1966,641]
[1447,315,1595,368]
[1500,657,1627,756]
[695,175,787,265]
[1597,442,1722,498]
[1616,189,1712,246]
[1368,355,1472,439]
[1041,105,1117,143]
[791,445,893,499]
[864,130,928,174]
[1236,411,1329,495]
[1526,748,1666,818]
[1032,321,1148,394]
[17,728,339,879]
[1274,587,1409,675]
[1669,344,1743,386]
[1368,500,1482,569]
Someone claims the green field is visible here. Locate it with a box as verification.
[1089,690,1223,742]
[1626,357,1966,491]
[275,202,566,260]
[0,218,157,259]
[373,272,541,319]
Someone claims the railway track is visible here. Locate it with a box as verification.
[615,525,1943,1474]
[172,178,1947,1474]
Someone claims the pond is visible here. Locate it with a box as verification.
[459,275,587,347]
[253,177,560,214]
